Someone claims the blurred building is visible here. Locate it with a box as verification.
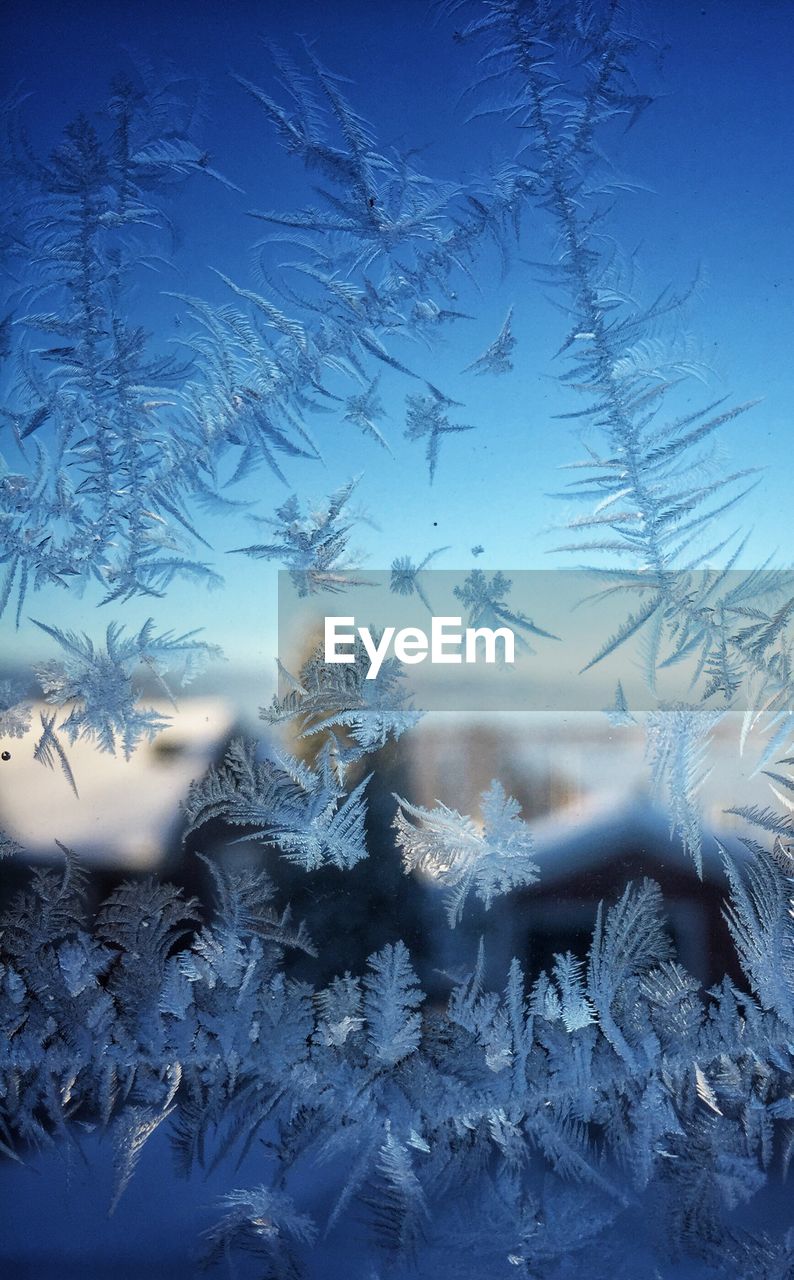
[0,701,765,988]
[0,698,237,895]
[390,712,761,987]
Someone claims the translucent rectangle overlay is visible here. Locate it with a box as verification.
[276,569,794,714]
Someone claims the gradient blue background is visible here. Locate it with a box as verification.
[1,0,792,686]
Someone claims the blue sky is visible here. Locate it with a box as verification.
[2,0,793,683]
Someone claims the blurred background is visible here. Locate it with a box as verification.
[0,678,769,993]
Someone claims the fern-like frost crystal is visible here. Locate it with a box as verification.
[393,780,539,926]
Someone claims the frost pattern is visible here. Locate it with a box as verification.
[1,3,793,1278]
[454,569,558,653]
[403,391,476,484]
[462,306,516,376]
[392,781,539,926]
[230,478,366,596]
[645,704,722,878]
[264,638,421,779]
[2,847,794,1277]
[183,739,371,871]
[32,618,222,761]
[0,679,31,738]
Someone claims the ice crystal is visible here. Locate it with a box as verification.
[230,478,367,596]
[389,546,448,612]
[0,678,31,738]
[404,391,476,483]
[32,618,222,759]
[393,780,539,926]
[183,738,371,871]
[454,569,558,653]
[462,306,516,375]
[265,638,421,776]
